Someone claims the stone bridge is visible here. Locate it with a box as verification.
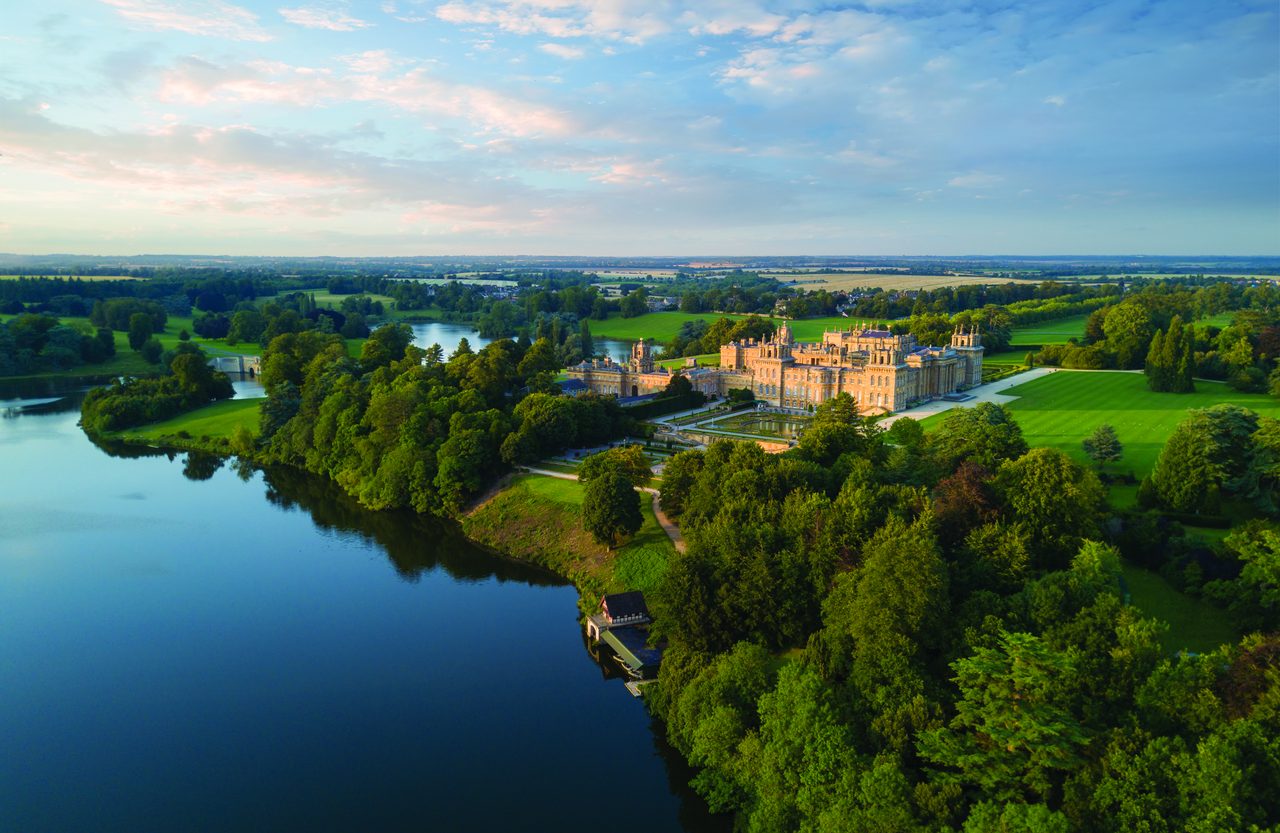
[209,355,261,375]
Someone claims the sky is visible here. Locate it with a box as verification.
[0,0,1276,256]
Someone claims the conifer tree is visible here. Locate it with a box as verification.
[1145,328,1167,391]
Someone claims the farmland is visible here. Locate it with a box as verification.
[783,272,1042,292]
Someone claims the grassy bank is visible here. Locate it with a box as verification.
[107,397,263,453]
[462,474,673,604]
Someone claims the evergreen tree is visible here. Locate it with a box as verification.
[1082,424,1123,470]
[1145,327,1168,391]
[1174,321,1196,393]
[918,630,1089,804]
[579,319,594,358]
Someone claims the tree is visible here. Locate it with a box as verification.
[178,329,191,342]
[140,337,164,364]
[578,444,652,488]
[918,630,1089,804]
[360,323,413,369]
[578,319,594,358]
[1149,405,1259,513]
[997,447,1103,569]
[1082,424,1123,470]
[582,469,642,547]
[929,402,1028,472]
[1145,328,1168,391]
[127,312,153,351]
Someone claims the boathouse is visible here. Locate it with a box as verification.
[585,591,660,678]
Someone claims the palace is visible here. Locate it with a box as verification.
[565,322,983,414]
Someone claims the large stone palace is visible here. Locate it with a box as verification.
[565,322,984,414]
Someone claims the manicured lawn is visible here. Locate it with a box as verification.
[921,370,1280,482]
[657,352,721,370]
[1008,314,1090,347]
[588,311,760,342]
[114,398,263,445]
[588,311,864,344]
[1122,562,1239,654]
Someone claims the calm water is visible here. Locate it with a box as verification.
[0,380,721,832]
[410,320,632,364]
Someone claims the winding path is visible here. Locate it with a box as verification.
[520,466,687,554]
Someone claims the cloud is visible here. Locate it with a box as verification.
[947,171,1004,189]
[1043,94,1066,106]
[156,56,576,138]
[0,98,541,224]
[434,0,671,44]
[278,5,372,31]
[539,43,585,60]
[99,0,272,41]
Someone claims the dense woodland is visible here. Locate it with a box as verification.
[644,398,1278,832]
[251,326,633,514]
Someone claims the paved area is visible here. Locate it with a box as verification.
[878,367,1059,426]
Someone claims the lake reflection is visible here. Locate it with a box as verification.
[0,381,725,833]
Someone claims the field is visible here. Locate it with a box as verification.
[462,474,673,600]
[920,370,1280,481]
[589,311,863,344]
[0,274,144,281]
[1122,563,1239,654]
[112,398,263,447]
[785,273,1041,292]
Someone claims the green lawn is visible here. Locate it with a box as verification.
[657,352,721,370]
[113,398,263,446]
[588,311,864,344]
[1122,562,1239,654]
[588,311,760,342]
[921,371,1280,483]
[463,473,674,598]
[1008,314,1090,348]
[1198,311,1236,328]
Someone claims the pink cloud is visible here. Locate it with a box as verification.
[99,0,272,41]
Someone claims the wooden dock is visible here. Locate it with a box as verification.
[624,680,656,698]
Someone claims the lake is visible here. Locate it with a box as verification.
[0,379,722,832]
[409,320,633,364]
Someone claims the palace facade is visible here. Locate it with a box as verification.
[565,322,984,414]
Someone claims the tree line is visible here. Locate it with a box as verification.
[637,395,1277,831]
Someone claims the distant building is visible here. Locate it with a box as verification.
[565,323,983,414]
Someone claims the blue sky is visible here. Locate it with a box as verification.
[0,0,1276,255]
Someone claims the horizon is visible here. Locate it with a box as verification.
[2,1,1277,256]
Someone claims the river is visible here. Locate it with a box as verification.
[0,378,722,832]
